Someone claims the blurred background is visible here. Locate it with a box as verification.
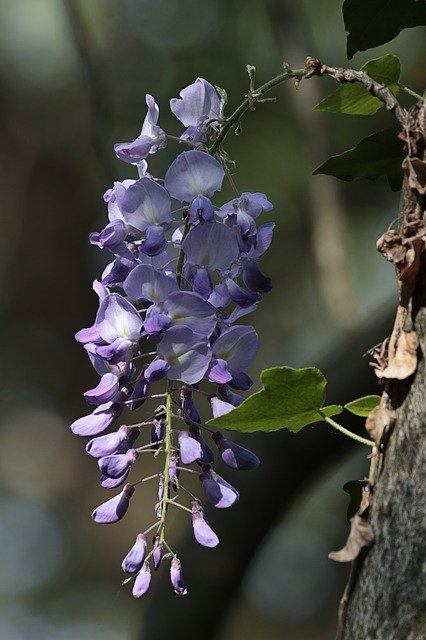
[0,1,424,639]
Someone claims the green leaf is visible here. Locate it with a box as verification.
[313,128,404,191]
[344,395,381,417]
[343,480,367,520]
[343,0,426,59]
[314,54,400,116]
[207,366,342,433]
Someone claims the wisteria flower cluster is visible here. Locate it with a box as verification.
[71,78,275,597]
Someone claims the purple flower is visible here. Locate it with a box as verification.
[164,151,225,202]
[209,394,235,418]
[212,325,258,375]
[122,533,147,573]
[191,500,219,547]
[170,78,220,142]
[95,293,143,345]
[84,372,120,406]
[98,448,138,479]
[114,135,154,164]
[219,192,273,219]
[144,359,170,382]
[86,425,140,458]
[116,177,172,232]
[132,561,152,598]
[89,220,127,249]
[157,326,211,385]
[92,483,135,523]
[170,556,187,595]
[71,402,121,437]
[178,430,202,464]
[182,222,240,271]
[188,195,215,224]
[212,432,260,471]
[115,94,166,165]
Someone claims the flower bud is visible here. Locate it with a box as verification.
[191,500,219,547]
[170,556,187,595]
[122,533,147,573]
[92,483,135,523]
[132,561,152,598]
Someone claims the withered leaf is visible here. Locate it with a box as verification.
[376,330,418,380]
[403,157,426,195]
[365,406,396,444]
[329,514,374,563]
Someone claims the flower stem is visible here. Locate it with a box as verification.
[398,83,423,101]
[318,410,374,447]
[176,216,190,287]
[159,382,173,544]
[209,67,305,155]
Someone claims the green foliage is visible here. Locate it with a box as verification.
[207,366,342,433]
[344,395,381,417]
[343,0,426,59]
[314,55,400,116]
[313,128,404,191]
[343,480,367,520]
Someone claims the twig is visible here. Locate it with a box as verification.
[305,57,407,126]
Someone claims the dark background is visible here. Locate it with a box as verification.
[0,1,423,638]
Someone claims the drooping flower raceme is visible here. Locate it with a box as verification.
[72,79,275,597]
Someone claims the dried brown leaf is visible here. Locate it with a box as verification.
[403,157,426,194]
[376,330,418,380]
[329,514,374,563]
[365,406,396,444]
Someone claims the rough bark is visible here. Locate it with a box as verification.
[340,103,426,640]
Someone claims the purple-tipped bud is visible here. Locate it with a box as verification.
[191,500,219,547]
[86,425,140,458]
[212,431,260,471]
[121,533,147,573]
[169,453,180,490]
[132,561,152,598]
[178,430,203,464]
[219,385,245,407]
[242,260,272,293]
[189,424,214,464]
[229,372,253,390]
[200,469,239,508]
[98,448,138,479]
[152,535,163,571]
[170,556,187,596]
[180,389,201,425]
[128,379,149,410]
[226,278,262,308]
[92,483,135,523]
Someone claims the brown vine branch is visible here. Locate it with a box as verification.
[304,57,407,126]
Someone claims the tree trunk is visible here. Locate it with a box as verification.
[340,103,426,640]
